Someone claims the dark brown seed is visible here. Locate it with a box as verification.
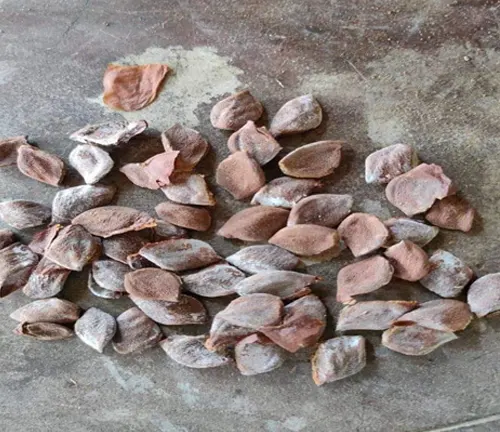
[336,255,394,304]
[312,336,366,385]
[226,245,300,274]
[384,240,429,281]
[210,90,263,130]
[217,206,289,242]
[382,324,457,356]
[139,239,221,272]
[22,257,71,299]
[10,298,80,323]
[365,144,418,184]
[124,268,181,301]
[92,260,130,292]
[155,202,211,231]
[269,94,322,137]
[0,200,51,229]
[113,307,163,354]
[336,301,419,331]
[153,219,188,240]
[425,195,476,232]
[288,194,353,228]
[205,317,254,352]
[260,295,326,353]
[52,184,116,223]
[338,213,390,257]
[0,228,15,250]
[0,136,28,167]
[131,295,207,325]
[161,123,210,170]
[161,173,216,206]
[0,243,39,297]
[383,218,439,247]
[17,145,65,186]
[88,271,123,299]
[235,334,286,376]
[74,307,116,353]
[28,224,62,255]
[141,151,179,187]
[72,206,156,238]
[160,335,230,368]
[45,225,100,271]
[251,176,322,208]
[467,273,500,317]
[102,231,151,264]
[69,144,114,184]
[182,263,245,298]
[216,151,266,200]
[69,120,148,146]
[14,322,73,341]
[120,162,160,190]
[127,253,155,270]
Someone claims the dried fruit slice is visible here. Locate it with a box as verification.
[102,231,151,264]
[69,120,148,146]
[0,228,15,250]
[75,307,116,353]
[251,177,322,208]
[17,145,65,186]
[384,240,429,281]
[0,243,39,297]
[226,245,300,274]
[22,257,71,299]
[384,218,439,247]
[141,151,179,187]
[69,144,114,184]
[10,298,80,323]
[161,173,215,206]
[288,194,353,228]
[0,136,28,167]
[205,317,254,351]
[338,213,389,257]
[269,95,322,137]
[120,162,160,190]
[467,273,500,317]
[124,268,181,301]
[365,144,418,184]
[217,206,289,242]
[210,90,263,130]
[28,225,62,255]
[92,260,130,292]
[155,202,211,231]
[312,336,366,385]
[235,334,286,376]
[425,195,475,232]
[161,123,209,170]
[88,271,123,299]
[14,322,73,341]
[131,295,207,325]
[0,199,51,229]
[182,263,245,298]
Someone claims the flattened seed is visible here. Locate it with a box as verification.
[205,317,254,351]
[260,295,326,352]
[74,307,116,353]
[365,144,418,184]
[287,194,352,228]
[382,325,457,356]
[161,123,210,170]
[338,213,389,257]
[153,219,188,240]
[235,334,286,376]
[51,184,116,223]
[384,240,429,281]
[227,121,282,165]
[226,245,300,274]
[0,136,28,167]
[141,151,179,187]
[210,90,263,130]
[113,307,163,354]
[28,224,62,255]
[139,239,221,272]
[0,228,15,250]
[161,173,216,206]
[218,206,289,242]
[312,336,366,385]
[69,144,114,184]
[92,260,130,292]
[14,322,73,341]
[251,177,322,208]
[425,195,476,232]
[72,206,156,238]
[155,202,211,231]
[420,250,473,298]
[216,151,266,200]
[88,271,123,299]
[336,301,419,331]
[124,268,181,301]
[120,162,160,190]
[182,263,245,298]
[269,95,322,137]
[17,145,65,186]
[10,298,80,324]
[336,255,394,304]
[384,218,439,247]
[45,225,100,271]
[102,231,151,264]
[69,120,148,146]
[0,243,39,297]
[160,335,230,369]
[127,253,155,270]
[0,200,51,229]
[22,257,71,299]
[467,273,500,317]
[131,295,207,325]
[279,141,342,179]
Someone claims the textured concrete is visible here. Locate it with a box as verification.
[1,1,500,431]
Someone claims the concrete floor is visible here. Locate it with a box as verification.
[1,0,500,431]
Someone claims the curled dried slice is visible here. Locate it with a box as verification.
[120,162,160,190]
[141,151,179,187]
[22,257,71,299]
[384,240,429,281]
[235,334,286,376]
[0,243,39,297]
[154,220,188,240]
[0,200,51,229]
[365,144,418,184]
[210,90,263,130]
[124,268,181,301]
[69,144,114,184]
[161,173,215,206]
[14,322,73,341]
[102,231,151,264]
[467,273,500,317]
[88,271,123,299]
[28,224,62,254]
[269,95,322,137]
[92,260,130,292]
[155,201,211,232]
[251,177,322,208]
[205,317,254,352]
[75,307,116,353]
[226,245,300,274]
[182,263,245,298]
[0,228,15,250]
[69,120,148,146]
[160,335,230,369]
[217,206,289,242]
[0,136,27,167]
[338,213,389,257]
[131,295,207,325]
[10,298,80,323]
[384,218,439,247]
[161,123,209,170]
[288,194,353,228]
[17,145,65,186]
[425,195,475,232]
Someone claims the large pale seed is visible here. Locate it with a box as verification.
[384,218,439,247]
[205,317,254,352]
[384,240,429,281]
[0,136,28,167]
[88,271,123,299]
[120,162,160,190]
[69,120,148,146]
[0,228,15,250]
[467,273,500,317]
[131,295,207,325]
[210,90,263,130]
[141,151,179,187]
[69,144,114,184]
[153,219,188,240]
[0,200,51,229]
[182,263,245,298]
[102,231,151,264]
[365,144,418,184]
[288,194,353,228]
[269,94,322,137]
[92,260,130,292]
[338,213,389,257]
[425,195,476,232]
[226,245,300,274]
[28,224,62,255]
[14,322,73,341]
[235,334,286,376]
[161,123,209,170]
[161,173,216,206]
[22,257,71,299]
[124,268,181,301]
[0,242,39,297]
[74,307,116,353]
[251,176,322,208]
[10,298,80,323]
[155,201,211,231]
[17,145,65,186]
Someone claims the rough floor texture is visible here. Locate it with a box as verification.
[1,1,500,431]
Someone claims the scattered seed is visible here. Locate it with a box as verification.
[0,242,39,297]
[0,199,51,229]
[10,298,80,323]
[155,201,211,231]
[182,263,245,298]
[226,244,300,274]
[0,136,28,167]
[153,219,188,240]
[467,273,500,317]
[287,194,353,228]
[28,224,62,254]
[205,316,254,351]
[69,144,114,185]
[69,120,148,146]
[127,253,155,270]
[0,228,15,250]
[161,173,216,206]
[102,231,151,264]
[269,94,322,136]
[74,307,116,353]
[425,195,476,232]
[88,271,123,299]
[22,257,71,299]
[124,268,181,301]
[235,334,286,376]
[92,260,130,292]
[161,123,209,170]
[383,218,439,247]
[131,295,207,325]
[120,162,160,189]
[338,213,389,257]
[17,145,65,186]
[251,176,322,208]
[210,90,263,130]
[365,144,418,184]
[14,322,73,341]
[141,151,180,187]
[384,240,429,281]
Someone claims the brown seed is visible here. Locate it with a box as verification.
[69,144,114,184]
[155,201,211,231]
[420,250,473,298]
[235,334,286,376]
[336,255,394,304]
[141,151,180,187]
[0,228,15,250]
[210,90,263,130]
[124,268,181,301]
[0,242,39,297]
[383,218,439,247]
[103,63,169,111]
[127,253,155,270]
[260,294,326,353]
[161,123,210,170]
[425,195,476,232]
[51,184,116,223]
[384,240,429,281]
[205,317,254,352]
[153,219,188,240]
[72,206,156,238]
[467,273,500,317]
[338,213,390,257]
[17,145,65,186]
[217,206,289,242]
[365,144,418,184]
[28,224,62,255]
[182,263,245,298]
[102,231,151,264]
[45,225,100,271]
[216,151,266,200]
[10,298,80,324]
[88,271,123,299]
[226,245,300,274]
[113,307,163,354]
[336,301,419,331]
[287,194,353,228]
[279,140,342,179]
[22,257,71,299]
[14,322,73,341]
[0,136,28,167]
[251,176,322,208]
[382,324,457,356]
[120,162,160,190]
[131,294,207,325]
[69,120,148,146]
[0,200,51,229]
[92,260,130,292]
[74,307,116,353]
[161,173,216,206]
[160,335,230,369]
[140,239,221,272]
[312,336,366,385]
[386,163,455,216]
[269,94,322,137]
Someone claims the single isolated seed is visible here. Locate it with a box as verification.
[205,316,254,352]
[425,195,476,232]
[141,150,180,187]
[467,273,500,317]
[69,144,114,185]
[235,334,286,376]
[0,228,15,250]
[269,94,322,137]
[124,268,181,301]
[10,298,80,324]
[226,244,300,274]
[131,295,207,325]
[88,271,123,299]
[251,176,322,208]
[74,307,116,353]
[102,231,152,264]
[120,162,160,190]
[0,199,51,229]
[17,145,65,186]
[92,260,130,292]
[69,120,148,146]
[210,90,263,130]
[288,194,353,228]
[182,263,246,298]
[22,257,71,299]
[161,173,216,206]
[155,201,211,231]
[14,322,73,341]
[365,143,418,184]
[28,224,62,255]
[384,240,429,281]
[338,213,389,257]
[0,242,39,297]
[384,218,439,247]
[0,136,28,167]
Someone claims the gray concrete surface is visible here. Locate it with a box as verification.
[1,1,500,431]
